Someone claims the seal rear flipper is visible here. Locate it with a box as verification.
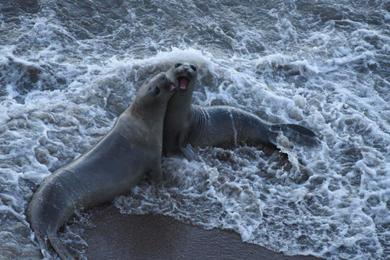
[47,231,74,260]
[271,124,319,146]
[280,124,316,137]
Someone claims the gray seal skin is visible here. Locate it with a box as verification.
[28,72,176,259]
[163,63,317,159]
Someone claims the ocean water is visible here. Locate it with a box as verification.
[1,0,389,259]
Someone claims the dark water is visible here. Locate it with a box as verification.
[0,0,389,259]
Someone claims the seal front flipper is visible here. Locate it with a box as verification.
[47,231,73,260]
[180,144,198,161]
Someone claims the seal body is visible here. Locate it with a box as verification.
[163,63,317,159]
[163,62,197,157]
[28,72,176,259]
[188,105,316,148]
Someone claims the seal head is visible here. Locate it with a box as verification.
[170,62,197,91]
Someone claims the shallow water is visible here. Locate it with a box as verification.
[0,0,389,259]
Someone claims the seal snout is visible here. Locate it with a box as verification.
[165,75,178,93]
[173,63,197,91]
[160,81,177,93]
[156,73,177,93]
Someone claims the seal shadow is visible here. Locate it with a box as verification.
[84,204,188,259]
[83,204,321,260]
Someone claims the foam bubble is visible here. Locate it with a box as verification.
[1,1,390,259]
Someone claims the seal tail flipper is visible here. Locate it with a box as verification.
[279,124,316,137]
[270,124,319,146]
[47,231,73,260]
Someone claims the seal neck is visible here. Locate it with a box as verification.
[169,87,194,114]
[129,100,166,129]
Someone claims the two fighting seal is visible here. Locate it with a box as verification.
[28,72,176,259]
[163,62,317,159]
[28,62,317,259]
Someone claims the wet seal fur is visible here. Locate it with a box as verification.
[163,63,317,159]
[28,72,176,259]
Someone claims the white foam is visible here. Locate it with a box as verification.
[1,1,390,259]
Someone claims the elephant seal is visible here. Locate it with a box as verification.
[163,63,317,159]
[28,72,176,259]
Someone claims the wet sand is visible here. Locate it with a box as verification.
[85,205,320,260]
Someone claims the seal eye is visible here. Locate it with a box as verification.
[152,86,160,96]
[190,65,197,71]
[175,63,182,68]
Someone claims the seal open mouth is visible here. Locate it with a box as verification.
[178,77,189,90]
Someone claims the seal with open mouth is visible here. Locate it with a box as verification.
[163,62,317,159]
[28,72,176,259]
